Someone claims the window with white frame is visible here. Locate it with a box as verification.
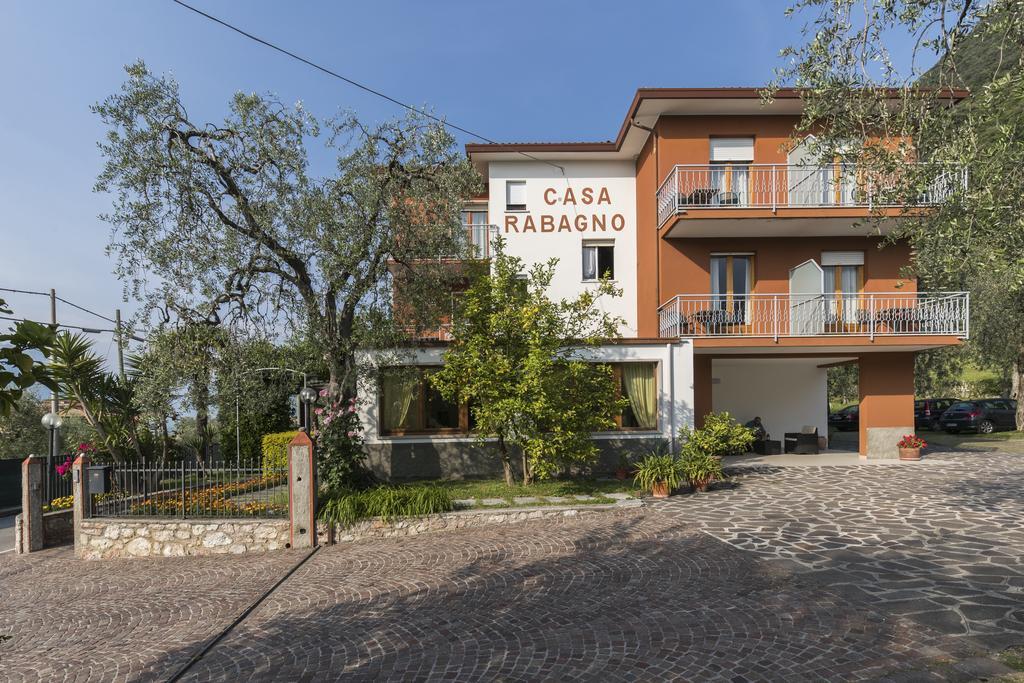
[505,180,527,211]
[582,241,614,281]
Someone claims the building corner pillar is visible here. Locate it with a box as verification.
[859,353,916,459]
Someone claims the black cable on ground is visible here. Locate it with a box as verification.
[165,545,321,682]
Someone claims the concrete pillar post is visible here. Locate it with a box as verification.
[72,454,91,556]
[19,455,44,553]
[859,352,916,458]
[287,431,317,549]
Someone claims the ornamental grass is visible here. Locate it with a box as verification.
[318,485,454,527]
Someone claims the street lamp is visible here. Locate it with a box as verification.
[41,411,63,499]
[299,386,317,432]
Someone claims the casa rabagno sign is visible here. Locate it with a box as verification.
[504,186,626,234]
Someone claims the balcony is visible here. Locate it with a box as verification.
[657,292,969,340]
[656,163,967,227]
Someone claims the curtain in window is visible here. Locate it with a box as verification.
[731,165,749,206]
[840,265,859,321]
[381,371,420,431]
[622,364,657,429]
[582,246,598,280]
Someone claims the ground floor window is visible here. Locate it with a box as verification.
[607,362,658,430]
[380,367,468,435]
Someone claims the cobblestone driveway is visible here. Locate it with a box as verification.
[1,451,1022,681]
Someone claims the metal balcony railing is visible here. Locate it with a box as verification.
[656,163,967,225]
[442,223,496,260]
[657,292,969,340]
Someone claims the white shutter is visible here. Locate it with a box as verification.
[506,181,526,208]
[821,251,864,266]
[710,138,754,162]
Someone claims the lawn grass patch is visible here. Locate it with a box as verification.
[410,477,640,507]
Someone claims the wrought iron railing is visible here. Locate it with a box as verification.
[90,460,288,518]
[656,163,967,225]
[657,292,969,340]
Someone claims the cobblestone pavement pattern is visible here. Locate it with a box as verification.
[1,451,1022,681]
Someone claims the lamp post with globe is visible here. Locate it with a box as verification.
[40,411,63,500]
[299,386,317,432]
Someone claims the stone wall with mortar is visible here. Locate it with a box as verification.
[77,518,290,560]
[320,503,641,544]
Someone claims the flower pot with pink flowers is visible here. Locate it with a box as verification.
[896,434,926,461]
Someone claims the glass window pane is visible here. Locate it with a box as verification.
[732,257,750,295]
[597,246,614,279]
[582,246,597,280]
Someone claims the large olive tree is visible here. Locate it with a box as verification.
[95,62,481,400]
[772,0,1024,425]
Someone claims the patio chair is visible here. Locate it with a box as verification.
[784,426,820,454]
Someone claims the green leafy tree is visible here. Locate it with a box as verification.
[94,61,480,403]
[0,393,47,459]
[772,0,1024,426]
[430,238,626,486]
[0,298,56,416]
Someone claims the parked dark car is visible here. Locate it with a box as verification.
[914,398,957,431]
[828,405,859,431]
[939,399,1018,434]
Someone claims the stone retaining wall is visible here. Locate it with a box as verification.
[322,503,641,544]
[14,509,73,553]
[78,518,291,560]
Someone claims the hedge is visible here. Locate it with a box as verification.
[261,430,300,473]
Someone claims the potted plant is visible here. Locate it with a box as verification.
[615,452,632,480]
[633,453,682,498]
[678,443,725,492]
[896,434,926,461]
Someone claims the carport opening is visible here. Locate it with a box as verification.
[826,361,859,452]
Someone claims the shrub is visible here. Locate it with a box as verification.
[896,434,927,449]
[261,431,299,474]
[680,412,755,456]
[317,485,454,527]
[633,453,683,491]
[678,442,724,490]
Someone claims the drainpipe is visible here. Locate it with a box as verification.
[631,118,660,331]
[667,342,676,453]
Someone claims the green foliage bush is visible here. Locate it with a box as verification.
[678,442,724,489]
[680,411,755,456]
[317,485,454,528]
[633,453,683,491]
[261,430,299,473]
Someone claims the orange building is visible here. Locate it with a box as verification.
[359,88,969,477]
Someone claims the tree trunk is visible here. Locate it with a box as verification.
[498,436,515,487]
[521,450,533,486]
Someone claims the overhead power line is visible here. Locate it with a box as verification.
[0,286,118,325]
[169,0,564,170]
[0,315,146,342]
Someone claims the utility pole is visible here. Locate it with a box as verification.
[48,289,60,493]
[115,308,126,382]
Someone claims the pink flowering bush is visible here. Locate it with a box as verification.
[313,394,368,489]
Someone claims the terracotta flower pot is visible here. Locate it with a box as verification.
[691,479,711,493]
[899,447,922,461]
[651,481,670,498]
[615,468,628,481]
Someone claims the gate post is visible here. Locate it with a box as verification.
[19,455,44,553]
[287,431,317,549]
[72,454,91,557]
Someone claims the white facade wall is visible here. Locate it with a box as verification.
[357,342,694,445]
[711,358,829,441]
[487,161,639,336]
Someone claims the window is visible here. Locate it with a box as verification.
[505,180,527,211]
[710,137,754,206]
[606,363,658,430]
[582,242,614,281]
[461,209,489,258]
[379,367,468,435]
[822,251,864,324]
[710,254,753,321]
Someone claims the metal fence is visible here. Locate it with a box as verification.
[44,460,73,508]
[658,292,969,340]
[90,460,288,519]
[656,163,967,225]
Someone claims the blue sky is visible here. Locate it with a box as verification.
[0,0,917,368]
